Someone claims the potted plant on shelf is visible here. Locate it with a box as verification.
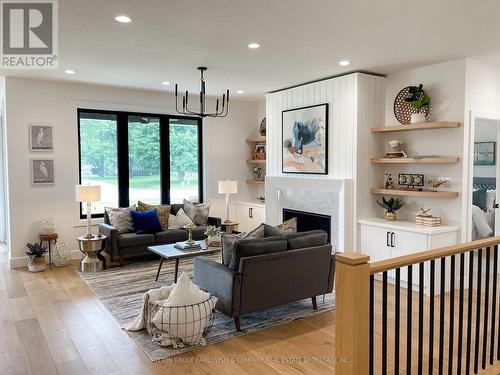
[405,84,430,124]
[26,242,48,272]
[204,225,222,247]
[253,166,264,180]
[377,197,405,221]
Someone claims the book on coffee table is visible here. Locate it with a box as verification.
[174,241,202,250]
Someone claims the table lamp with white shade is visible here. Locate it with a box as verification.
[75,184,101,239]
[218,180,237,223]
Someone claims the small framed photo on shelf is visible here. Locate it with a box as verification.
[474,142,495,165]
[252,144,266,160]
[31,159,55,185]
[398,173,424,188]
[29,123,53,152]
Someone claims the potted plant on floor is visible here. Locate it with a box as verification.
[26,242,47,272]
[405,84,430,124]
[377,197,405,221]
[204,226,222,247]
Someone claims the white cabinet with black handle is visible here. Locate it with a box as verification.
[359,218,459,294]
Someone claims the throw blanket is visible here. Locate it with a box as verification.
[125,285,174,331]
[472,205,493,240]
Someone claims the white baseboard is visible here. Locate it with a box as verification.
[9,250,82,269]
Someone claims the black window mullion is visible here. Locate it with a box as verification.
[160,115,171,204]
[197,117,203,204]
[117,112,129,207]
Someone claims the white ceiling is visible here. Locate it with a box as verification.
[2,0,500,100]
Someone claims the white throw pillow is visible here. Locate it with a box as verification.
[105,205,136,233]
[152,272,217,345]
[168,208,194,229]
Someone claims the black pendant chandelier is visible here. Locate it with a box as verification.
[175,67,229,118]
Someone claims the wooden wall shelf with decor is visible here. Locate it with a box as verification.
[246,136,267,144]
[370,156,459,164]
[246,159,266,165]
[246,179,265,185]
[371,121,460,133]
[370,188,458,199]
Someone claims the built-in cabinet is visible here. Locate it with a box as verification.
[236,201,265,232]
[359,218,459,293]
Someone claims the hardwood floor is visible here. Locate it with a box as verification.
[0,244,336,375]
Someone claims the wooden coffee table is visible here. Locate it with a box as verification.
[148,240,221,283]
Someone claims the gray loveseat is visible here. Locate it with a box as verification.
[99,203,221,266]
[193,229,335,331]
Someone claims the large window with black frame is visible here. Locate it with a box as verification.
[78,109,202,218]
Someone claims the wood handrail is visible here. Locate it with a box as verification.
[369,236,500,275]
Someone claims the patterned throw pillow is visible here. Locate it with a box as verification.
[221,223,265,266]
[138,201,171,230]
[168,208,195,230]
[105,205,136,234]
[275,217,298,234]
[183,199,211,226]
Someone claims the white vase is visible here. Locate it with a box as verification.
[410,113,426,124]
[40,217,56,235]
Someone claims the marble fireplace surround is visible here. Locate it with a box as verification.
[265,176,350,252]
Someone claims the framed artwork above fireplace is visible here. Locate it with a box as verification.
[282,103,328,174]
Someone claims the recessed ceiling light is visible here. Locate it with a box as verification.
[162,81,171,85]
[115,15,132,23]
[339,60,350,66]
[236,90,244,94]
[248,43,260,49]
[65,69,75,74]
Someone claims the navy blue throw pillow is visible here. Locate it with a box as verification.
[130,209,162,234]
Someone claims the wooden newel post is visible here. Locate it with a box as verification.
[335,252,371,375]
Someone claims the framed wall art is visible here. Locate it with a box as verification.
[29,123,53,152]
[31,159,55,185]
[474,142,496,165]
[282,103,328,174]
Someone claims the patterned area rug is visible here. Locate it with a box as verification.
[77,254,335,361]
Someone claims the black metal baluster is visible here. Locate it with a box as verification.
[448,255,455,375]
[474,248,483,374]
[370,274,374,375]
[457,252,465,375]
[492,245,498,364]
[418,262,424,375]
[395,268,401,375]
[429,259,436,375]
[382,271,388,375]
[439,257,446,375]
[466,251,474,375]
[482,247,491,370]
[407,265,413,375]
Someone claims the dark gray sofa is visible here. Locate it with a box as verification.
[99,203,221,266]
[193,229,335,331]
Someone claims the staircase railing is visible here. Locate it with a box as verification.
[335,236,500,374]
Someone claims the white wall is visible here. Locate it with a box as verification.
[0,76,7,242]
[265,73,385,251]
[473,118,498,178]
[4,77,260,267]
[382,59,466,230]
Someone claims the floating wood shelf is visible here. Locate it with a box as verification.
[246,159,266,164]
[246,179,265,185]
[370,188,459,199]
[371,121,460,133]
[246,136,266,143]
[370,156,460,164]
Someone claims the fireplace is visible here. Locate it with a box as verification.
[283,208,331,243]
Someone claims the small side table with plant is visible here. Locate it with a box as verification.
[377,197,405,221]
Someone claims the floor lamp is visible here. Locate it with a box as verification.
[218,180,237,223]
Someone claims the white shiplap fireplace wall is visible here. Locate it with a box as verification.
[265,73,385,252]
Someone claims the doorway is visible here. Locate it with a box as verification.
[469,115,500,240]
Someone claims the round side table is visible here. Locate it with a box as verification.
[221,221,239,234]
[77,234,107,272]
[39,233,58,269]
